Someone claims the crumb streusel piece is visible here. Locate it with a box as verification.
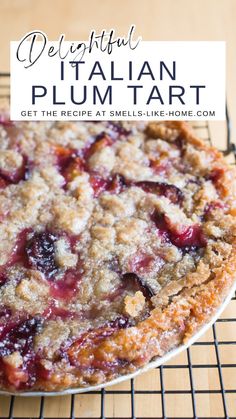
[0,104,236,392]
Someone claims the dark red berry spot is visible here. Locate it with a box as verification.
[26,231,57,277]
[50,267,83,300]
[90,173,127,197]
[135,181,183,204]
[170,224,207,248]
[0,317,42,358]
[90,173,110,197]
[0,155,29,187]
[0,307,11,318]
[151,211,207,249]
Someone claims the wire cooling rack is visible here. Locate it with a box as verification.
[0,72,236,419]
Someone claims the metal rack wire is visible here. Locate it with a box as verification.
[0,72,236,419]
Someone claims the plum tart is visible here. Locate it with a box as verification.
[0,104,236,392]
